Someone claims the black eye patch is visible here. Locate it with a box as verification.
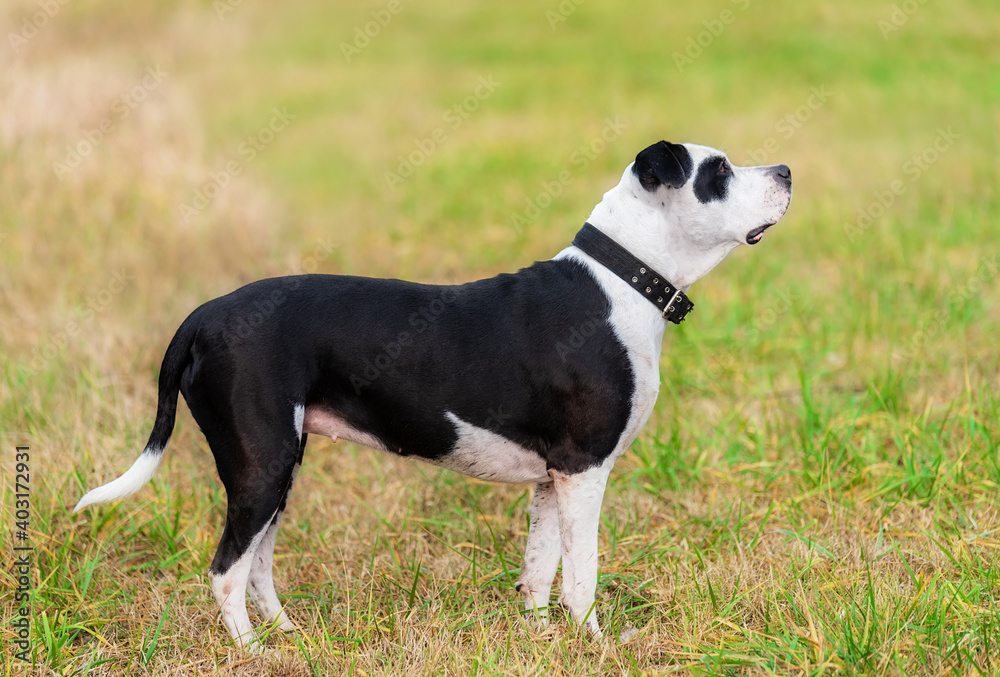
[693,156,731,204]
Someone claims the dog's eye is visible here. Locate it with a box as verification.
[718,160,730,174]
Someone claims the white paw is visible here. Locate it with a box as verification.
[239,636,264,655]
[618,624,639,642]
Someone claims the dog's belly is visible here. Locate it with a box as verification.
[302,406,388,451]
[302,407,549,484]
[431,412,550,484]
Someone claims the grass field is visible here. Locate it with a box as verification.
[2,0,999,674]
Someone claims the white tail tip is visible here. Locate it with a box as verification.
[74,447,164,512]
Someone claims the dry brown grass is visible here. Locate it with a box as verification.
[2,0,999,675]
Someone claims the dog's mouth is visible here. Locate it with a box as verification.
[746,223,775,245]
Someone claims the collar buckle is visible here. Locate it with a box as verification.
[662,289,684,321]
[572,223,695,326]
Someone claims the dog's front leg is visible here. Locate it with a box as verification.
[550,465,609,637]
[516,481,561,622]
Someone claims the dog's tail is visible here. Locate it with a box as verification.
[74,316,198,513]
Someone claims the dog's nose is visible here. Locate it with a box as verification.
[772,164,791,183]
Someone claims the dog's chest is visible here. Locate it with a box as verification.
[558,248,666,457]
[432,251,665,478]
[620,339,662,449]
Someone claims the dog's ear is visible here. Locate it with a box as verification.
[633,141,693,191]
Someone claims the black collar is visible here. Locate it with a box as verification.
[572,223,694,324]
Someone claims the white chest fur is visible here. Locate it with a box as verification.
[436,250,665,482]
[555,247,666,462]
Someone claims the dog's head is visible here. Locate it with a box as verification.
[631,140,792,248]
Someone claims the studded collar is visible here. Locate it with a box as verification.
[572,223,694,324]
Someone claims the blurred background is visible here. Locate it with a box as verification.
[1,0,998,673]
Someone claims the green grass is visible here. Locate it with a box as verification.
[2,0,999,674]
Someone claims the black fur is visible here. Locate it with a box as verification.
[160,261,635,573]
[632,141,693,191]
[693,155,732,204]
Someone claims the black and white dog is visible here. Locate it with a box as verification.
[75,141,791,650]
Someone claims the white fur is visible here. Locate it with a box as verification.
[434,412,550,483]
[516,481,562,619]
[550,465,610,636]
[73,446,164,512]
[585,144,790,289]
[558,143,792,460]
[247,519,291,630]
[293,403,305,440]
[531,145,791,635]
[556,246,665,460]
[210,513,276,653]
[247,462,300,634]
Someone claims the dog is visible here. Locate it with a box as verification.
[75,140,792,651]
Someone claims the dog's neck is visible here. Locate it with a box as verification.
[584,183,739,291]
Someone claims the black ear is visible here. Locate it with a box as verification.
[633,141,693,191]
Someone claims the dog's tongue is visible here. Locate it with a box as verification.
[746,224,772,244]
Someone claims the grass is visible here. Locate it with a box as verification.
[1,0,999,674]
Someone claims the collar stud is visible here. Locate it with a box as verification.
[572,223,694,324]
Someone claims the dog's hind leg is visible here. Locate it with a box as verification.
[209,511,276,653]
[188,391,302,653]
[247,428,307,632]
[515,481,561,622]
